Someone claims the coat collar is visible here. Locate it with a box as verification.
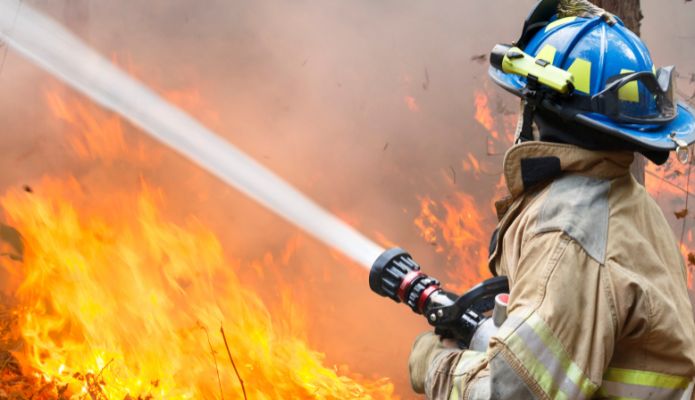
[503,141,634,198]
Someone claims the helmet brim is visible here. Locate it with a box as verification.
[489,66,525,97]
[574,105,695,151]
[488,66,695,151]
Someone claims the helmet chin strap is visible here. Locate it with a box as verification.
[515,100,540,144]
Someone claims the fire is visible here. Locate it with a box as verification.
[461,153,481,175]
[408,87,516,293]
[1,180,395,399]
[474,88,519,155]
[474,90,499,141]
[404,96,419,113]
[646,156,695,290]
[0,87,397,398]
[45,90,137,164]
[413,193,491,292]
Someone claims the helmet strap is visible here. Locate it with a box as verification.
[517,83,545,143]
[518,101,537,143]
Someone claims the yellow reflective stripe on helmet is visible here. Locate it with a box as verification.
[536,45,558,65]
[504,313,598,400]
[546,17,578,31]
[618,69,640,103]
[604,368,691,390]
[449,351,486,400]
[567,58,592,94]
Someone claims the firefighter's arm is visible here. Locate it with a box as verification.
[409,333,489,398]
[409,231,618,399]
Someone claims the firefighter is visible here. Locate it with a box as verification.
[408,0,695,398]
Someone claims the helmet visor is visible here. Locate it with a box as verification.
[593,66,677,125]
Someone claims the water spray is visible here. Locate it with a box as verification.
[0,1,510,347]
[0,0,382,269]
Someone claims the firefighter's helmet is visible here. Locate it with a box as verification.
[489,0,695,152]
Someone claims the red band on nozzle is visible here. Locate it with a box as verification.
[417,285,440,313]
[397,270,424,302]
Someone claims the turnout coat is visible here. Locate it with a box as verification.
[409,141,695,400]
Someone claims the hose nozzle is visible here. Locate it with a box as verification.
[369,247,510,347]
[369,248,450,314]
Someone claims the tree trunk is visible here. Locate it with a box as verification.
[593,0,643,35]
[593,0,646,184]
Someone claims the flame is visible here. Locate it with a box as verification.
[45,91,138,164]
[474,90,499,141]
[474,88,519,157]
[413,194,491,292]
[646,156,695,290]
[0,86,397,398]
[1,181,395,399]
[461,153,481,175]
[404,96,419,113]
[164,87,221,128]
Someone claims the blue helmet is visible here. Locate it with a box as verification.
[489,0,695,152]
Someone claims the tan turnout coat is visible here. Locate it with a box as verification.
[409,141,695,399]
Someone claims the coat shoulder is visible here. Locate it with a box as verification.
[534,174,611,264]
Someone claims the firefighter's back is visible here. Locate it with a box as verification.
[598,172,695,398]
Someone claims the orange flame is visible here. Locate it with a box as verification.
[0,87,397,398]
[45,91,136,163]
[474,87,518,154]
[461,153,481,175]
[1,180,395,399]
[646,156,695,290]
[474,90,499,140]
[413,193,491,292]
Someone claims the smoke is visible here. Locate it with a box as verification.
[1,0,387,271]
[1,0,694,398]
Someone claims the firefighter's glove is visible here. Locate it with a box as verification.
[408,331,448,394]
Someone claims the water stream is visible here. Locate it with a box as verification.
[0,0,384,269]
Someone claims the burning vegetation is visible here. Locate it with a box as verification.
[0,89,398,399]
[414,193,488,292]
[0,179,394,399]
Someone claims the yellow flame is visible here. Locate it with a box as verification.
[1,179,395,399]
